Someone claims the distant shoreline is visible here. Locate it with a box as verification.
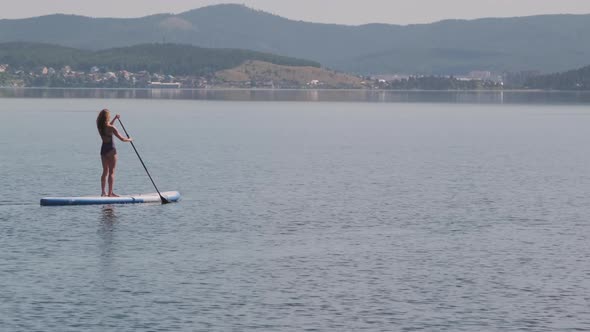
[2,86,588,93]
[3,86,590,105]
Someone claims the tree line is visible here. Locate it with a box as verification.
[0,42,320,75]
[524,65,590,90]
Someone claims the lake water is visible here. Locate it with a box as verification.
[1,90,590,331]
[3,87,590,104]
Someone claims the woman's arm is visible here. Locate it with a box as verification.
[110,114,120,126]
[112,126,133,142]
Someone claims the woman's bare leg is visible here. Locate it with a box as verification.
[107,153,119,197]
[101,155,109,196]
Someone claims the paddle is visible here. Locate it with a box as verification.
[117,118,170,204]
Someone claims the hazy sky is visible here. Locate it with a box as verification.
[3,0,590,25]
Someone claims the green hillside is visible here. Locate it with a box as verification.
[0,42,320,75]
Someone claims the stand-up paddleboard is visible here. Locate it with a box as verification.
[40,191,180,206]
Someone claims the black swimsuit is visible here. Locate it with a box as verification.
[100,134,116,156]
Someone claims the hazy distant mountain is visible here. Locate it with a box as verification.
[1,4,590,75]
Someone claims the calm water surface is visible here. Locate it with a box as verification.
[1,95,589,331]
[4,87,590,104]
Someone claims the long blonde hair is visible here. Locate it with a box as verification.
[97,109,110,136]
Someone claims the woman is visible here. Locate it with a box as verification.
[96,109,132,197]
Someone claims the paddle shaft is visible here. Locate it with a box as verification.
[117,118,169,204]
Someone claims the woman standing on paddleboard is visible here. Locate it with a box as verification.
[96,109,132,197]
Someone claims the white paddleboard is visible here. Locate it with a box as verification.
[40,191,181,206]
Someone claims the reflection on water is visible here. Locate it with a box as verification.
[98,207,117,254]
[100,205,118,227]
[3,87,590,104]
[98,206,117,279]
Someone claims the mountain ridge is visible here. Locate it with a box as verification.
[1,4,590,75]
[7,5,586,28]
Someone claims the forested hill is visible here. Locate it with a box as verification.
[525,65,590,90]
[1,4,590,74]
[0,42,320,75]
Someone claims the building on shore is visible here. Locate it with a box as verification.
[148,82,182,89]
